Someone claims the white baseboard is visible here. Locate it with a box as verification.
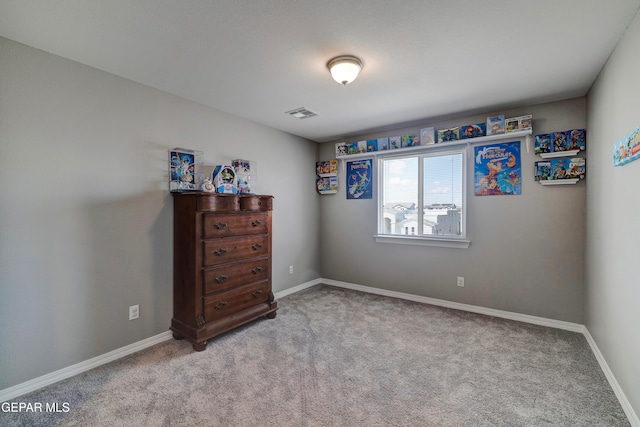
[0,331,172,403]
[583,329,640,427]
[274,278,323,300]
[321,278,584,332]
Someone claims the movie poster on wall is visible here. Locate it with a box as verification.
[613,125,640,166]
[474,141,521,196]
[346,159,372,199]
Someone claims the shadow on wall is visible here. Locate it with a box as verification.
[84,189,173,352]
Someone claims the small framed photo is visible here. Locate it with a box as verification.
[347,142,358,154]
[534,134,551,154]
[568,157,586,179]
[316,160,337,176]
[420,127,436,145]
[487,115,505,135]
[169,148,204,192]
[568,129,586,151]
[401,134,417,148]
[389,135,402,149]
[505,117,519,133]
[518,115,532,131]
[335,142,348,156]
[505,115,532,132]
[460,123,486,139]
[377,137,389,151]
[535,161,551,181]
[552,132,568,152]
[437,127,460,143]
[357,140,367,153]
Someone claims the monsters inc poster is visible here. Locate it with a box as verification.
[474,141,521,196]
[346,159,372,199]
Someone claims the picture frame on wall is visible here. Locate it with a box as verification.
[377,137,390,150]
[460,123,486,139]
[346,159,372,199]
[420,127,436,145]
[613,125,640,166]
[474,141,521,196]
[486,115,505,135]
[169,147,204,192]
[437,127,460,143]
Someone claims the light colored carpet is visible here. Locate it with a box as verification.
[2,285,629,426]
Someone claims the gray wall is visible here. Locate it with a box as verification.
[586,9,640,417]
[319,98,586,323]
[0,37,320,390]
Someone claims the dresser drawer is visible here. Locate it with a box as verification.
[197,194,239,212]
[203,282,270,321]
[202,212,269,238]
[203,234,269,266]
[203,258,269,294]
[239,195,272,211]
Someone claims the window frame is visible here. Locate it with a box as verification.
[375,146,470,249]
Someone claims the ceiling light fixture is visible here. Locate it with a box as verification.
[327,55,363,86]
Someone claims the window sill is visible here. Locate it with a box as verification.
[374,234,470,249]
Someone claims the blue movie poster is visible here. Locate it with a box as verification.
[474,141,521,196]
[346,159,372,199]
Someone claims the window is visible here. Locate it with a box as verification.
[376,148,469,248]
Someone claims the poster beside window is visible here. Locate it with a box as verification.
[474,141,521,196]
[346,159,372,199]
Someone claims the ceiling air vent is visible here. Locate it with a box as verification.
[285,107,318,119]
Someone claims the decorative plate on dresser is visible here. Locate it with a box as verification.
[171,193,277,351]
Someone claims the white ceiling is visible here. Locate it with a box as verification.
[1,0,639,142]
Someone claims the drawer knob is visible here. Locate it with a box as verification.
[251,267,263,274]
[251,243,263,250]
[215,275,228,283]
[252,290,263,298]
[214,248,228,256]
[214,222,227,230]
[252,220,262,226]
[214,301,228,310]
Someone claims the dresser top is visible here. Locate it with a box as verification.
[173,192,273,212]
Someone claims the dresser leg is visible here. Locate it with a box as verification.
[172,332,185,340]
[192,341,207,351]
[266,311,277,319]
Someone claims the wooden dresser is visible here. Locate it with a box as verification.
[171,193,277,351]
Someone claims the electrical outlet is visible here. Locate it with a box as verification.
[289,265,294,275]
[457,276,464,287]
[129,304,139,320]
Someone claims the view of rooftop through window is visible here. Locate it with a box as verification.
[381,153,463,237]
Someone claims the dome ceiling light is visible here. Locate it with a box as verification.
[327,55,363,86]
